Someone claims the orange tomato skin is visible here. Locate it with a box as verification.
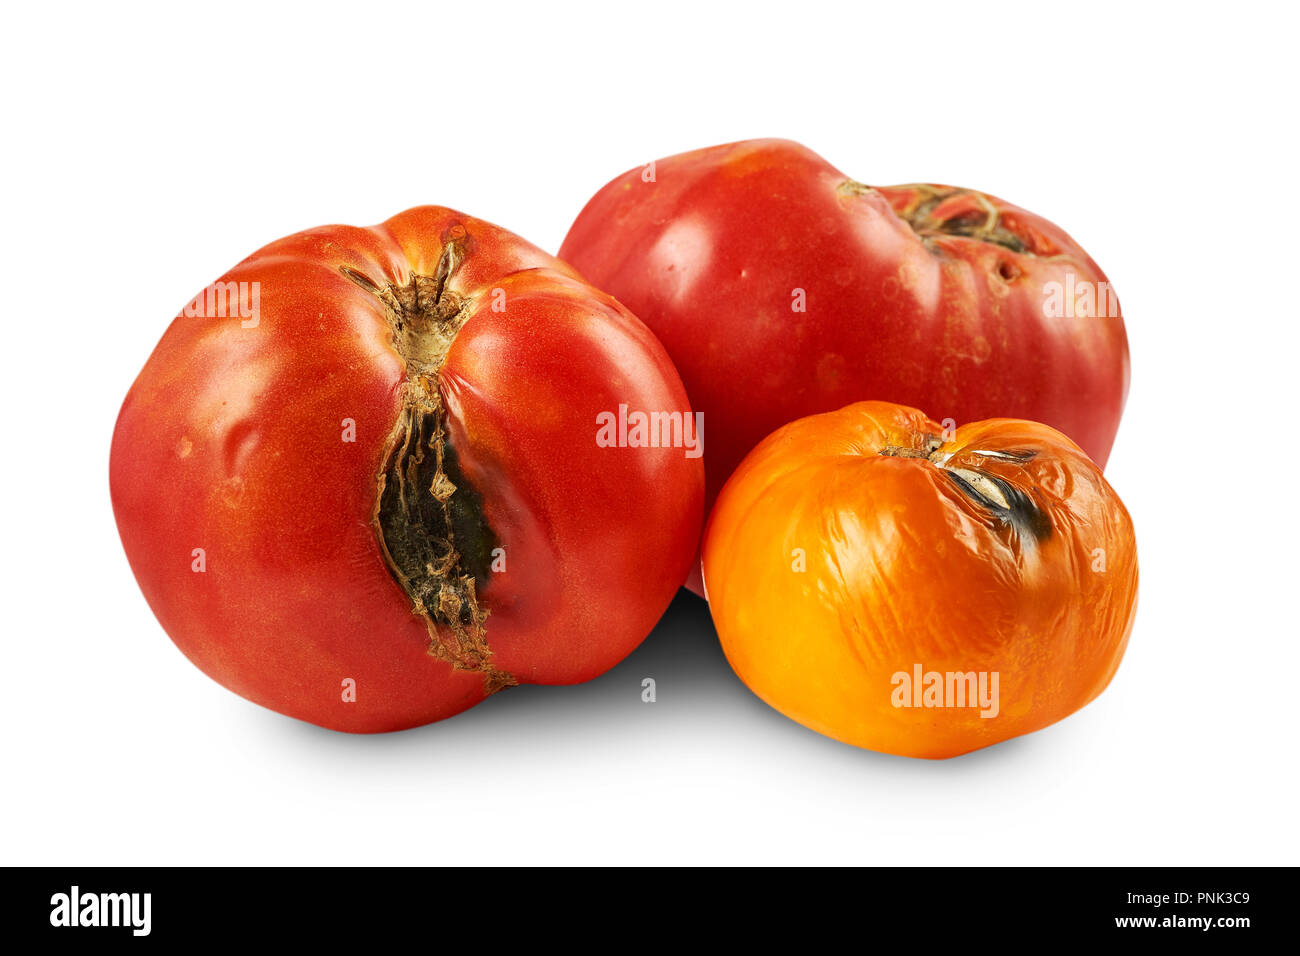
[702,401,1138,759]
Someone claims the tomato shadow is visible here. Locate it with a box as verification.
[270,588,1044,773]
[265,588,735,744]
[402,586,747,742]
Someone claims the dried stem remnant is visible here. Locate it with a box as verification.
[880,436,1051,544]
[840,181,1032,255]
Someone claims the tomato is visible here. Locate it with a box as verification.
[110,206,704,732]
[701,401,1138,759]
[560,139,1130,593]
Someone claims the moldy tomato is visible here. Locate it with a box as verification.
[702,401,1137,759]
[560,139,1130,593]
[111,206,704,732]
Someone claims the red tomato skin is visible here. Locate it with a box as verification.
[111,207,703,732]
[560,139,1129,592]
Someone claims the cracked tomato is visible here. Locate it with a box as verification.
[111,206,704,732]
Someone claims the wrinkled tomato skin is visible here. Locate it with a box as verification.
[702,401,1139,759]
[560,139,1130,593]
[110,207,704,733]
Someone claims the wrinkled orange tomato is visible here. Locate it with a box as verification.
[702,401,1137,759]
[111,206,704,732]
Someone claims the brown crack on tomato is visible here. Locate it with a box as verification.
[840,180,1033,258]
[880,437,1051,543]
[343,231,516,694]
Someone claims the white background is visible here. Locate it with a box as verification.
[2,1,1296,865]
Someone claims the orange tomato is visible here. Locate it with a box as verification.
[702,401,1138,759]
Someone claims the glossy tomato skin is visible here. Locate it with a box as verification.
[561,139,1130,592]
[702,401,1138,759]
[111,206,704,732]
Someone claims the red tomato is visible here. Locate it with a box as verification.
[111,206,704,732]
[560,139,1130,593]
